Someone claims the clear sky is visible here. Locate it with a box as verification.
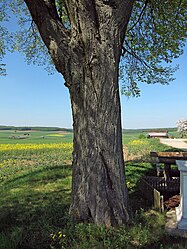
[121,45,187,129]
[0,43,186,129]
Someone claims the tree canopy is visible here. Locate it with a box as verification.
[1,0,187,95]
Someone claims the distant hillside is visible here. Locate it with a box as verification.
[0,125,73,132]
[122,128,177,133]
[0,125,176,134]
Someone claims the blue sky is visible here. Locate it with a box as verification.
[121,45,187,129]
[0,44,186,129]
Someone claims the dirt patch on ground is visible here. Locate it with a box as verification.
[123,146,142,161]
[164,195,180,210]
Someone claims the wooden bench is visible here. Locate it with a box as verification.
[150,151,187,179]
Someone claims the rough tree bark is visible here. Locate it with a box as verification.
[24,0,134,226]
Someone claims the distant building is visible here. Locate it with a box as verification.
[147,131,168,138]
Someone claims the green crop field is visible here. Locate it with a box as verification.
[0,128,186,249]
[0,130,73,144]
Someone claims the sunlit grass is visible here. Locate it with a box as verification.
[0,130,186,249]
[0,142,73,182]
[0,163,72,249]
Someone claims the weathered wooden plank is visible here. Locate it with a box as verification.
[154,188,162,210]
[150,151,187,158]
[138,177,164,211]
[150,151,187,179]
[138,178,154,204]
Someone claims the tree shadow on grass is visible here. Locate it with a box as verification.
[0,164,72,249]
[3,164,72,185]
[125,160,156,212]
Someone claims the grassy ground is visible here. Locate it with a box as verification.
[0,130,187,249]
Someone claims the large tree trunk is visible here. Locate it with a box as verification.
[68,30,131,226]
[24,0,134,226]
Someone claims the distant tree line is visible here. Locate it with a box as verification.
[122,128,177,134]
[0,126,73,132]
[0,126,177,134]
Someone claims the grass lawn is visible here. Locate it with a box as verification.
[0,130,187,249]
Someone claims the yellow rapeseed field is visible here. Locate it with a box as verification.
[128,139,148,146]
[0,142,73,181]
[0,143,73,152]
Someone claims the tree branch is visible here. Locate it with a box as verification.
[24,0,70,74]
[128,0,149,32]
[122,41,151,69]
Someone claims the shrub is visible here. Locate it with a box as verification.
[138,134,146,139]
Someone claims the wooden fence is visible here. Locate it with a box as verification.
[138,177,164,212]
[138,176,180,212]
[142,176,180,192]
